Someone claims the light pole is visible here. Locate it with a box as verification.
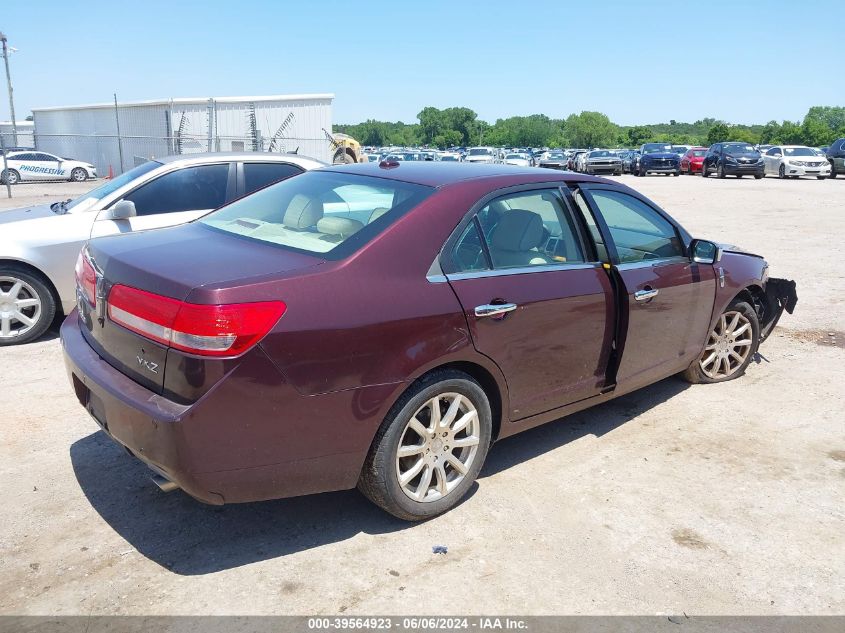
[0,32,17,146]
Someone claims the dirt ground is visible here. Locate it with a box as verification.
[1,174,843,616]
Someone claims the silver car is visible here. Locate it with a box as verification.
[0,152,324,345]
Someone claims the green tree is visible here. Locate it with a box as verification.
[706,122,731,145]
[565,111,619,148]
[626,126,653,146]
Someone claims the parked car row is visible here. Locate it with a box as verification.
[0,154,797,520]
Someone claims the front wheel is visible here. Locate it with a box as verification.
[717,163,726,179]
[0,267,56,346]
[682,300,760,384]
[701,164,709,178]
[358,370,493,520]
[817,176,827,180]
[70,167,88,182]
[778,164,786,179]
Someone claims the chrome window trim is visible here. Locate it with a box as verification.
[445,262,601,281]
[615,256,689,271]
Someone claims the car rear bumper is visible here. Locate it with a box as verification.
[61,311,379,505]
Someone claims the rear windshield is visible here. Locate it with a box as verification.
[200,171,433,259]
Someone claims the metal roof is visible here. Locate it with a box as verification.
[32,94,335,113]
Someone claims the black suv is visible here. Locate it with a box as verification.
[702,142,764,179]
[826,138,845,178]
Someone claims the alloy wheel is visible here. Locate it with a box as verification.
[0,276,42,340]
[395,392,480,503]
[699,311,753,379]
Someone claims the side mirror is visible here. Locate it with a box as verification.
[99,200,137,221]
[690,239,722,265]
[773,153,782,158]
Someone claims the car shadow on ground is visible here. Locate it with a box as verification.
[70,376,689,576]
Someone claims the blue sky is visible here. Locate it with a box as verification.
[2,0,843,126]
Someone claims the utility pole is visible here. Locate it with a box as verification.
[0,32,17,146]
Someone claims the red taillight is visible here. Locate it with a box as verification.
[107,284,286,357]
[74,249,97,307]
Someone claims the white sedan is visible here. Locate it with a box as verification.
[503,152,532,167]
[762,145,831,179]
[1,150,97,184]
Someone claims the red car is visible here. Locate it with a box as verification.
[62,163,797,520]
[681,147,708,174]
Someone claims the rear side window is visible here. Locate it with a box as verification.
[123,164,230,216]
[200,171,432,258]
[586,190,683,263]
[243,162,303,195]
[451,189,585,272]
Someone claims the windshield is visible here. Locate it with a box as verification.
[724,143,756,154]
[468,148,491,156]
[783,147,815,157]
[505,154,525,160]
[589,150,613,158]
[441,155,459,161]
[200,171,433,259]
[65,161,161,211]
[642,144,672,154]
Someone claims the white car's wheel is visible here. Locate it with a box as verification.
[1,169,20,185]
[70,167,88,182]
[0,268,56,346]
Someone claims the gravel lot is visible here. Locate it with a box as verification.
[1,174,843,616]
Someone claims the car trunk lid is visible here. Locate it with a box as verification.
[80,222,323,393]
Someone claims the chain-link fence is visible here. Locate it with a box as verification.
[0,130,330,198]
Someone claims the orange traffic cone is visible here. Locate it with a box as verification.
[107,165,114,180]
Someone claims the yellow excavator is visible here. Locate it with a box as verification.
[323,129,365,164]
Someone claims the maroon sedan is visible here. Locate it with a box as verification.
[681,147,708,174]
[62,163,797,520]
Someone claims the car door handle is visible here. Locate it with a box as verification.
[474,303,518,318]
[634,287,659,301]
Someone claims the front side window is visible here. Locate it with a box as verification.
[586,190,683,263]
[451,189,585,272]
[201,171,432,258]
[123,163,230,216]
[766,147,781,156]
[66,161,161,211]
[243,162,302,195]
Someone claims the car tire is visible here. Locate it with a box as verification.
[817,176,827,180]
[778,164,786,179]
[754,174,763,179]
[701,164,709,178]
[70,167,88,182]
[0,265,56,346]
[673,170,680,177]
[1,168,20,185]
[717,163,726,179]
[358,369,493,521]
[682,299,760,384]
[830,163,837,179]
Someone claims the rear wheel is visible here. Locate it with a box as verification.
[358,370,493,520]
[683,299,759,384]
[0,267,56,346]
[1,169,20,185]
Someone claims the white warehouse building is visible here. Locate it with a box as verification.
[0,120,35,148]
[31,94,334,175]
